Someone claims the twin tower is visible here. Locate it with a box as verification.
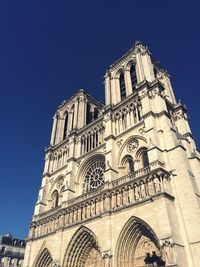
[24,41,200,267]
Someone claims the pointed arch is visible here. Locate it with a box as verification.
[33,248,53,267]
[51,190,59,208]
[117,135,147,165]
[63,226,103,267]
[130,64,137,91]
[121,155,135,174]
[115,217,160,267]
[135,147,150,168]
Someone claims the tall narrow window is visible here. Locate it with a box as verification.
[63,113,68,140]
[142,151,149,168]
[127,158,134,173]
[71,105,75,131]
[86,103,93,124]
[120,73,126,100]
[130,65,137,91]
[51,190,59,208]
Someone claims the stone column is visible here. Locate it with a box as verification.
[124,68,132,96]
[77,95,86,128]
[50,114,58,145]
[105,71,111,106]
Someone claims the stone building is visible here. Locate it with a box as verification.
[23,41,200,267]
[0,233,25,267]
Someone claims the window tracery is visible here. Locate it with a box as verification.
[83,160,105,192]
[80,123,104,155]
[113,99,142,135]
[49,145,69,173]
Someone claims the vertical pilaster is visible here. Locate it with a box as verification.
[50,115,58,145]
[77,94,86,128]
[124,68,132,96]
[105,72,111,106]
[73,100,79,129]
[110,77,120,104]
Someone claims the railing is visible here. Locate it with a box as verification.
[0,251,24,258]
[30,163,172,240]
[111,160,165,187]
[67,160,165,206]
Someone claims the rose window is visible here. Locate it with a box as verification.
[83,160,105,192]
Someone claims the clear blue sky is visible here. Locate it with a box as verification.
[1,0,200,239]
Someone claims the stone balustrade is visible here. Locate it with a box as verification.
[30,163,172,240]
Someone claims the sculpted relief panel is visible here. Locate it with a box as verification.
[85,248,103,267]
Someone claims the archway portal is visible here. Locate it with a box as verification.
[34,248,53,267]
[63,227,103,267]
[116,217,161,267]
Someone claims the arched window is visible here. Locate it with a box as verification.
[127,158,134,173]
[63,113,68,140]
[130,65,137,91]
[119,73,126,100]
[86,103,93,124]
[51,190,59,208]
[141,151,149,168]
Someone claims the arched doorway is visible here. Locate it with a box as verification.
[115,217,161,267]
[34,248,53,267]
[63,226,103,267]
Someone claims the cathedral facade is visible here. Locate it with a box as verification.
[23,41,200,267]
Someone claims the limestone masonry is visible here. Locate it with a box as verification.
[23,41,200,267]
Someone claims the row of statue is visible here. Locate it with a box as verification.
[31,173,171,238]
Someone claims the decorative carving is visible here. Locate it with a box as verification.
[139,88,148,99]
[102,250,111,259]
[139,127,145,135]
[85,248,103,267]
[161,238,176,265]
[56,177,64,190]
[32,168,171,239]
[117,139,123,147]
[49,178,54,184]
[53,262,59,267]
[135,41,150,55]
[173,109,187,121]
[104,113,112,122]
[77,160,81,167]
[127,139,139,152]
